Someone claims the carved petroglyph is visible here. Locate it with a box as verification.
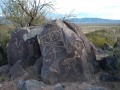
[40,29,65,57]
[39,20,97,84]
[62,51,81,74]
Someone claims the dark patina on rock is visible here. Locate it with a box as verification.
[38,20,97,84]
[7,27,42,66]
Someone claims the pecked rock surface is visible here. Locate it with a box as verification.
[38,20,97,84]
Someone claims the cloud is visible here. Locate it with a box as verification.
[53,0,120,19]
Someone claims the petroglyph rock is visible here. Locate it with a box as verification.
[38,20,97,84]
[7,20,97,84]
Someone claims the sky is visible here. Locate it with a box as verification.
[0,0,120,20]
[48,0,120,20]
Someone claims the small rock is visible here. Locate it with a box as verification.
[22,79,46,90]
[54,83,64,90]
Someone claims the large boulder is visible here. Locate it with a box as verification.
[22,80,46,90]
[38,20,97,84]
[7,27,42,66]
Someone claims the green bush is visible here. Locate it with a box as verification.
[86,29,117,48]
[0,25,15,66]
[86,27,120,69]
[0,25,15,48]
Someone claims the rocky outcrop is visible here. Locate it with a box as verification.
[7,20,98,84]
[38,20,97,84]
[3,20,120,90]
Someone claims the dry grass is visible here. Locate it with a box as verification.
[79,24,120,34]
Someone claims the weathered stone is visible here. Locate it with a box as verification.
[0,64,11,75]
[22,80,46,90]
[53,83,64,90]
[38,20,97,84]
[7,27,42,66]
[9,61,28,80]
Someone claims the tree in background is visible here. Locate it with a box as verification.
[0,0,54,27]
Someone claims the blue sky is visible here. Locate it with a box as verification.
[48,0,120,20]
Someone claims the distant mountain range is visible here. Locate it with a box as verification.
[1,16,120,25]
[66,18,120,24]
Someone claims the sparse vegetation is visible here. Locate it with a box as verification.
[85,26,120,48]
[84,25,120,68]
[0,25,15,48]
[0,25,15,66]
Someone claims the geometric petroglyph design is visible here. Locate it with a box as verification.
[39,27,67,65]
[62,51,81,75]
[40,29,65,57]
